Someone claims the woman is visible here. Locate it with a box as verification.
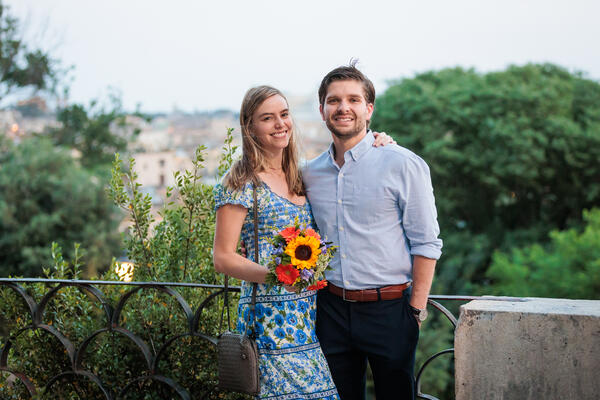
[213,86,390,399]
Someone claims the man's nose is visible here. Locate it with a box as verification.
[337,100,350,112]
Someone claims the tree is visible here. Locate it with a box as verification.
[371,64,600,399]
[372,64,600,294]
[0,136,122,277]
[48,95,142,170]
[486,208,600,300]
[0,1,59,103]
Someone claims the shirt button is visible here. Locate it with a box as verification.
[340,173,344,177]
[342,253,346,259]
[338,199,342,204]
[344,280,350,286]
[339,227,344,231]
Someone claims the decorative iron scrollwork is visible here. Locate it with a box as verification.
[0,279,234,399]
[1,279,478,399]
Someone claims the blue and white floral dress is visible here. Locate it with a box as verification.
[214,181,339,400]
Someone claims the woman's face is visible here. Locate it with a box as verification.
[251,94,292,154]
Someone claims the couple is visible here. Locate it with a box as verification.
[213,63,443,400]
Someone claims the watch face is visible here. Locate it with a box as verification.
[412,306,428,322]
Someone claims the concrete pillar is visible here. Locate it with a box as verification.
[455,298,600,400]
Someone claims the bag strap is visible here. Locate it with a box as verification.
[247,184,259,339]
[220,272,232,332]
[219,184,259,336]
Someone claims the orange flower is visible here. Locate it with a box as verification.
[307,280,328,291]
[276,264,300,285]
[304,228,321,241]
[280,227,300,243]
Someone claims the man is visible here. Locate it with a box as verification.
[302,63,443,400]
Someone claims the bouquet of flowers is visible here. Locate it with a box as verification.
[265,220,336,293]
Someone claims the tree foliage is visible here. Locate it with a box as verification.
[0,136,121,277]
[371,63,600,399]
[48,96,143,170]
[0,2,130,277]
[0,1,59,102]
[486,208,600,299]
[372,63,600,294]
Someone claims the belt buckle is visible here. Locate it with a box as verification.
[342,288,357,303]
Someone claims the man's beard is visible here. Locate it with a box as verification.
[325,114,367,141]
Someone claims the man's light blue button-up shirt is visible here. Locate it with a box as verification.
[303,131,443,290]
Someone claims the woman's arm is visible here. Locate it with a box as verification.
[213,204,269,283]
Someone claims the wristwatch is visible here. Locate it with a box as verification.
[410,305,428,323]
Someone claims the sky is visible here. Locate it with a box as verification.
[7,0,600,113]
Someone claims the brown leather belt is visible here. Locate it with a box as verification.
[328,282,411,302]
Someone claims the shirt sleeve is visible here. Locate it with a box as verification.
[398,156,443,260]
[213,182,253,211]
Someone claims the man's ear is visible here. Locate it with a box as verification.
[366,103,374,119]
[319,103,325,121]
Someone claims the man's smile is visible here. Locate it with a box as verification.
[333,114,354,123]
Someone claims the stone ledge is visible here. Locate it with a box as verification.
[455,298,600,400]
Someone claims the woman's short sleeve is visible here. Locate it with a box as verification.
[213,182,253,211]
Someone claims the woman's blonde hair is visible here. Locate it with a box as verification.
[223,85,304,195]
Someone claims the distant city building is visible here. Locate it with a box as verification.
[16,96,49,116]
[2,94,333,220]
[133,150,194,191]
[286,94,331,159]
[0,96,60,141]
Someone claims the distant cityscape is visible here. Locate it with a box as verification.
[1,95,333,211]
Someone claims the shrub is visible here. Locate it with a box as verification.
[0,129,248,399]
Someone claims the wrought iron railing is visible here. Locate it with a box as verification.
[0,278,491,399]
[416,295,478,400]
[0,278,231,399]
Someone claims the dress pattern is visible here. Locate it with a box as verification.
[214,182,339,400]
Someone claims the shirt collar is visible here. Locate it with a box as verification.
[327,142,335,160]
[327,130,374,164]
[328,129,375,164]
[349,130,375,162]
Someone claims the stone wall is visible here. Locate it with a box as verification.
[455,298,600,400]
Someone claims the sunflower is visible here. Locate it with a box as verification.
[285,235,321,269]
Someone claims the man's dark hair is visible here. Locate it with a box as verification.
[318,59,376,106]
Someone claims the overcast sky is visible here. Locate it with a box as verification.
[7,0,600,113]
